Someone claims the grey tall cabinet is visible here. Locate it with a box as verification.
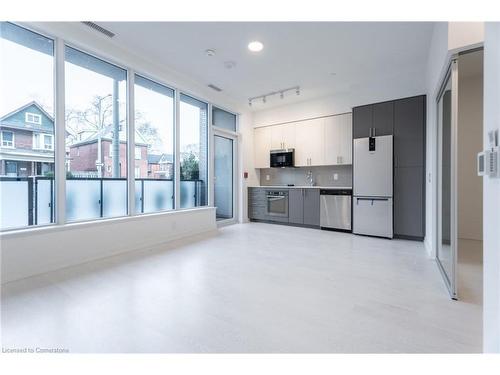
[353,95,426,240]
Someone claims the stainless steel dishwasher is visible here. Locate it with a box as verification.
[320,189,352,231]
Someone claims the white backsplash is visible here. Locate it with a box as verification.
[259,165,352,187]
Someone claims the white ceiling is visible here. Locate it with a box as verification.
[97,22,435,111]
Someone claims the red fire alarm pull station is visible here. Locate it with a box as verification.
[243,172,248,179]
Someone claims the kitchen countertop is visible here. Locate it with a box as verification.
[248,185,352,190]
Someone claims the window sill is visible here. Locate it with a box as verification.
[0,206,215,239]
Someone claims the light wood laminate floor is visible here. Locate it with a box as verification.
[1,223,482,353]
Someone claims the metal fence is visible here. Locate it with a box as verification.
[0,177,204,230]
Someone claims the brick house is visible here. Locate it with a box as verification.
[0,102,55,177]
[68,128,150,178]
[147,153,173,179]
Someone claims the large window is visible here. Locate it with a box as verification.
[1,23,238,232]
[64,46,127,222]
[180,94,208,208]
[0,22,55,230]
[134,75,175,214]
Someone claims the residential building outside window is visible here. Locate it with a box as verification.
[64,46,127,222]
[0,22,55,230]
[179,94,208,209]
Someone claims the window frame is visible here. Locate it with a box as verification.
[134,146,141,160]
[1,130,15,148]
[25,112,42,125]
[32,132,41,149]
[43,134,53,150]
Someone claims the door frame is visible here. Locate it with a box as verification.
[435,56,459,299]
[212,127,239,227]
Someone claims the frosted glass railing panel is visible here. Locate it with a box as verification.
[102,180,127,218]
[0,180,28,230]
[37,179,53,225]
[143,180,173,213]
[135,180,142,214]
[180,181,196,209]
[66,179,100,222]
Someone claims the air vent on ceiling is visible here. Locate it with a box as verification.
[81,22,115,38]
[207,84,222,92]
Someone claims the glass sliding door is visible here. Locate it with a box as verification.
[214,134,235,221]
[436,59,458,299]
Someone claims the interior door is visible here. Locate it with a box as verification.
[436,59,458,299]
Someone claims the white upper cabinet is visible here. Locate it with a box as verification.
[323,113,352,165]
[270,123,296,150]
[253,113,352,169]
[339,113,352,164]
[254,126,272,168]
[294,118,325,167]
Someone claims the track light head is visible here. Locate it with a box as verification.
[248,99,252,107]
[262,96,266,103]
[280,92,284,99]
[296,88,300,96]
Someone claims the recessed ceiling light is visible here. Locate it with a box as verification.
[248,41,264,52]
[330,72,337,76]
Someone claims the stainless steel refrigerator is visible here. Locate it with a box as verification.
[353,135,393,238]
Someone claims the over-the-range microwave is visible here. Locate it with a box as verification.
[270,149,294,168]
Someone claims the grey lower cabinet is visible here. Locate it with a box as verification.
[303,189,320,226]
[288,189,304,224]
[248,187,267,221]
[248,187,320,227]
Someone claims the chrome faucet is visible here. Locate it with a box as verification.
[306,170,314,186]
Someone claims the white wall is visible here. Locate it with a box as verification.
[1,208,216,283]
[483,22,500,354]
[457,72,483,240]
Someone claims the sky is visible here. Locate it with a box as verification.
[1,30,203,159]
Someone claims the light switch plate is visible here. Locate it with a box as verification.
[333,173,338,181]
[266,175,270,181]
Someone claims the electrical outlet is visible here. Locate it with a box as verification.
[333,173,338,181]
[266,175,270,181]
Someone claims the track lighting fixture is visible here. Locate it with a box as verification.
[247,86,300,107]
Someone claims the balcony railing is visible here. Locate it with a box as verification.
[0,177,204,230]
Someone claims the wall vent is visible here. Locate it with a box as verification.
[81,22,115,38]
[207,84,222,92]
